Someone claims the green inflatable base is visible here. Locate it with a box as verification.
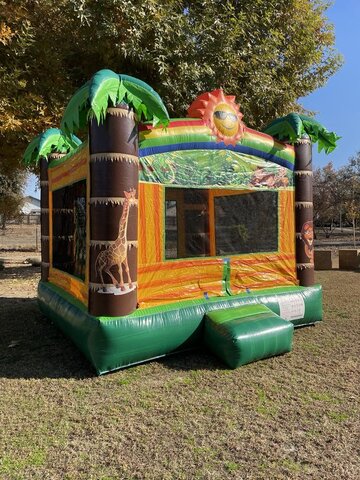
[38,281,322,374]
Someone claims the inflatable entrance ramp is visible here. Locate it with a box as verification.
[205,304,294,368]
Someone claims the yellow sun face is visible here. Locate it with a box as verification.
[213,103,239,137]
[187,89,245,146]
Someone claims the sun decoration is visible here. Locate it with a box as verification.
[187,89,245,146]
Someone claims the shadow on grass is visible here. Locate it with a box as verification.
[0,293,225,379]
[160,347,226,372]
[0,265,228,378]
[0,296,94,379]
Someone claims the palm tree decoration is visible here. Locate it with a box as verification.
[264,112,341,287]
[65,69,171,316]
[263,113,340,154]
[60,69,169,134]
[23,128,82,165]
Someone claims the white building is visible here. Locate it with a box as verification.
[21,195,41,215]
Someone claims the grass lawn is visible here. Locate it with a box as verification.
[0,264,359,480]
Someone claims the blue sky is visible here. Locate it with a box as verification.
[25,0,359,199]
[301,0,360,169]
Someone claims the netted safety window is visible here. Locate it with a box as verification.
[52,180,86,279]
[165,188,210,259]
[165,187,278,259]
[214,191,278,255]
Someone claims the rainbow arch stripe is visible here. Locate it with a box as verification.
[139,119,295,170]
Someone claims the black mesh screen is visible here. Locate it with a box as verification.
[165,200,178,259]
[215,191,278,255]
[165,188,210,259]
[165,188,278,259]
[52,180,86,279]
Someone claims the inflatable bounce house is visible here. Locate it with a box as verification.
[24,69,339,374]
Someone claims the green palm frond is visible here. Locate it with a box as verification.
[120,74,169,126]
[263,113,340,154]
[23,128,82,166]
[89,69,120,124]
[60,69,170,134]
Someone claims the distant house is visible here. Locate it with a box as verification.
[21,195,41,215]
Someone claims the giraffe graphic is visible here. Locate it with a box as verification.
[95,188,136,293]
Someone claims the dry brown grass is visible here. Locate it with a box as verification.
[0,260,359,480]
[0,224,41,251]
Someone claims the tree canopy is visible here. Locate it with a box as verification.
[313,155,360,242]
[0,0,342,176]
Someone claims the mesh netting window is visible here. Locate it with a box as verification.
[165,188,210,259]
[214,191,278,255]
[165,200,178,259]
[165,187,278,259]
[52,180,86,279]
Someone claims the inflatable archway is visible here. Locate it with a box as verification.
[23,70,339,374]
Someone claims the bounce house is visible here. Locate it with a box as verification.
[24,69,339,374]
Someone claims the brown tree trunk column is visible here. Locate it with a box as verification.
[40,157,50,281]
[40,153,66,281]
[88,105,139,317]
[294,138,315,286]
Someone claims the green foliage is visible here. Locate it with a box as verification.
[0,1,73,168]
[263,113,340,153]
[61,69,169,134]
[22,128,81,165]
[1,0,342,173]
[0,169,25,228]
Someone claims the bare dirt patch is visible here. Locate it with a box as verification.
[0,264,359,479]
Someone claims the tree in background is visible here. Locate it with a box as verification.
[0,1,50,223]
[313,163,341,238]
[313,155,360,244]
[0,170,25,229]
[0,0,344,228]
[0,0,342,169]
[0,0,29,227]
[340,154,360,246]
